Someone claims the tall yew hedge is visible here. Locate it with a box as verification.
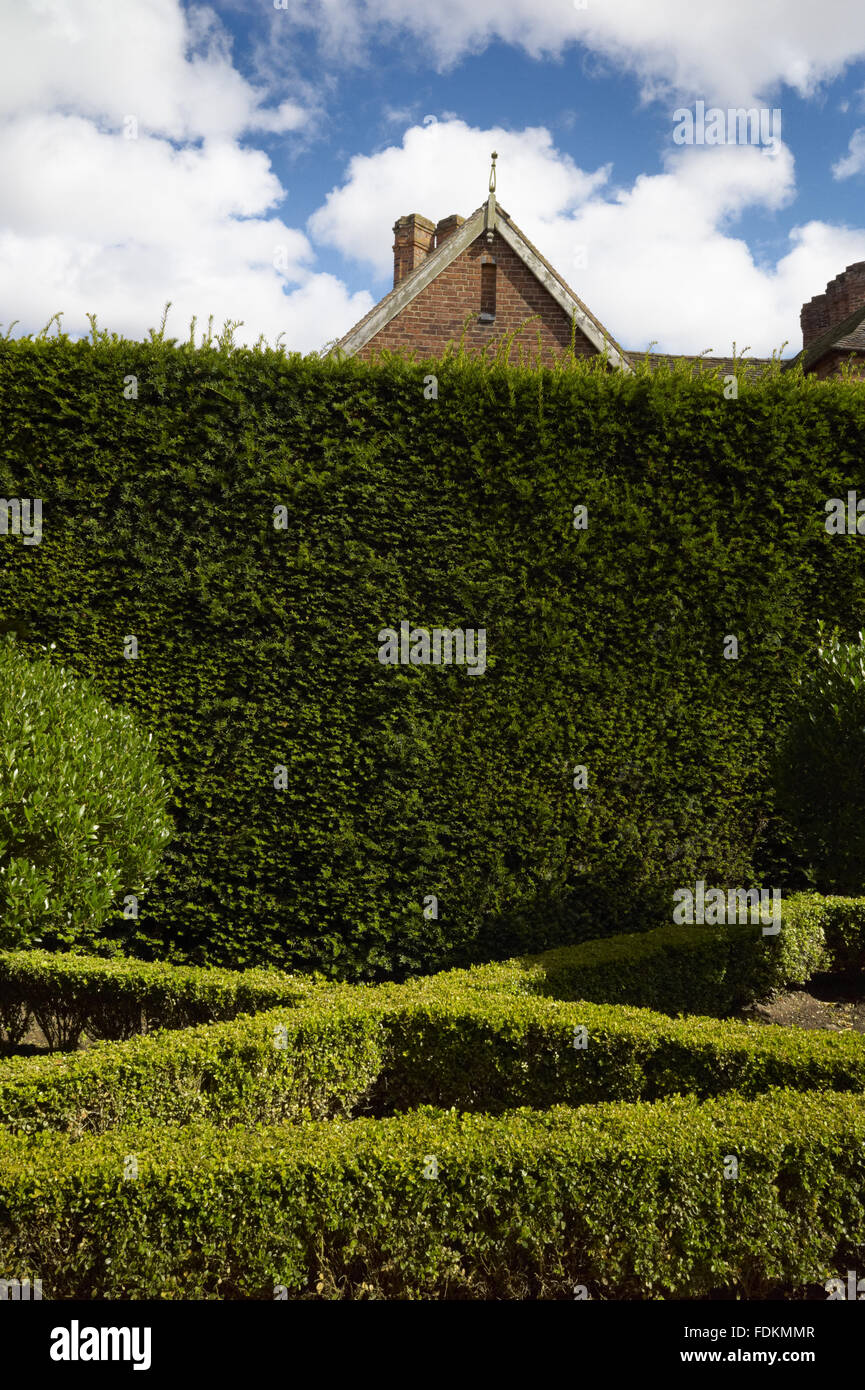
[1,327,864,978]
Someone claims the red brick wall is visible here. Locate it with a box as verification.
[801,262,865,349]
[357,229,599,365]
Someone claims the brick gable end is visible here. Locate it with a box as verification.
[356,229,597,364]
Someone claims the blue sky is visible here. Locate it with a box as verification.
[4,0,865,356]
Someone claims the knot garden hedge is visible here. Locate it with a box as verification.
[0,898,864,1298]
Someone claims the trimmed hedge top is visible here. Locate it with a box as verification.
[1,1089,864,1298]
[0,947,314,1052]
[0,883,863,1298]
[1,919,863,1136]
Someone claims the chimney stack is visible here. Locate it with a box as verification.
[801,262,865,349]
[392,213,435,287]
[435,214,465,247]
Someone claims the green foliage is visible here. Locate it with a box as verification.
[430,908,828,1014]
[777,892,865,974]
[1,1090,864,1298]
[2,919,862,1135]
[508,919,813,1015]
[0,948,313,1050]
[0,992,376,1135]
[775,624,865,893]
[0,639,172,951]
[0,903,825,1056]
[0,895,862,1298]
[2,333,865,974]
[372,982,865,1116]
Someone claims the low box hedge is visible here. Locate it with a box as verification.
[0,989,377,1135]
[0,906,830,1061]
[429,915,827,1016]
[366,985,865,1113]
[526,917,827,1013]
[0,949,315,1052]
[2,970,864,1135]
[782,893,865,975]
[1,1088,863,1299]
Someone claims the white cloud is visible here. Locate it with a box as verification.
[309,119,865,355]
[0,0,372,351]
[833,128,865,179]
[309,121,610,279]
[0,0,306,140]
[280,0,865,106]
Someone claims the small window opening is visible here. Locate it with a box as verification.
[480,261,496,320]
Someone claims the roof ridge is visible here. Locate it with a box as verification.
[496,207,629,361]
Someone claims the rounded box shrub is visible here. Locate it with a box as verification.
[0,638,172,951]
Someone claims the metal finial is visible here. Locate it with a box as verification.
[489,151,497,193]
